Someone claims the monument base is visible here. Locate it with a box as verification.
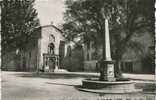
[78,78,142,93]
[98,60,116,81]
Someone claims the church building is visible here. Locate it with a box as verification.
[2,25,68,71]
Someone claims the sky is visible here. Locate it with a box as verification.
[34,0,66,26]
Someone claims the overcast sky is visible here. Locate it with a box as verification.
[35,0,66,26]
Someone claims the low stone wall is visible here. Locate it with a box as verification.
[83,60,98,72]
[2,65,16,71]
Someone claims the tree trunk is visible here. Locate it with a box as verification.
[115,59,123,78]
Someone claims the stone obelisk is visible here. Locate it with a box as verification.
[99,19,116,81]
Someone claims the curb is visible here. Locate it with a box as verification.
[36,72,155,81]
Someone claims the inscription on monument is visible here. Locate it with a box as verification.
[107,64,114,77]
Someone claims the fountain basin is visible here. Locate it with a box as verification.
[78,78,142,93]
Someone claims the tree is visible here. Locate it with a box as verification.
[1,0,40,54]
[62,0,154,77]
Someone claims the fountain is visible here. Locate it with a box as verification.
[78,19,141,93]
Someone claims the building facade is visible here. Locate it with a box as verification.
[38,25,67,71]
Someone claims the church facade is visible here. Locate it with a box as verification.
[37,25,66,71]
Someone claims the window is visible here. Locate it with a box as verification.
[49,34,55,43]
[48,43,55,54]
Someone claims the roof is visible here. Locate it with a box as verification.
[40,25,63,33]
[32,24,63,33]
[36,24,82,46]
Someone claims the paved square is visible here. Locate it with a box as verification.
[1,71,155,100]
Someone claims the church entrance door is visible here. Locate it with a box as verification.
[43,54,59,72]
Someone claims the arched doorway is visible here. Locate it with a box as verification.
[42,42,56,72]
[48,42,55,54]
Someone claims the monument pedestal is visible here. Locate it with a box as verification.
[98,60,116,81]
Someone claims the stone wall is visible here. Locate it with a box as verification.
[83,60,98,72]
[2,51,17,71]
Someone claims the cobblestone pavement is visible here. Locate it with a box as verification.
[1,71,156,100]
